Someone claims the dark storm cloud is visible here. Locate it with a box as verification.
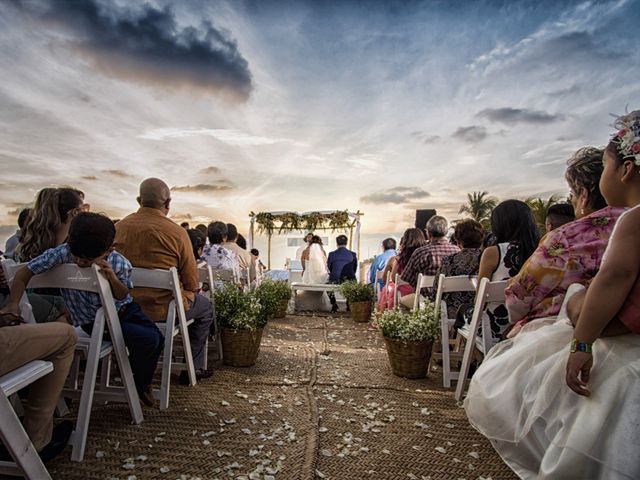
[15,0,253,101]
[452,125,488,143]
[477,107,563,124]
[171,183,234,193]
[361,186,430,205]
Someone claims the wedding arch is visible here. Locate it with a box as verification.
[248,210,363,269]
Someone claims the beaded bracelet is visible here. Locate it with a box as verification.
[570,338,593,354]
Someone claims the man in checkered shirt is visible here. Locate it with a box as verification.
[399,215,459,308]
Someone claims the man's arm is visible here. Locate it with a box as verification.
[177,230,199,292]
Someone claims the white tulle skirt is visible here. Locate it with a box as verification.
[464,315,640,479]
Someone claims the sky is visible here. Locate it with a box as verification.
[1,0,639,245]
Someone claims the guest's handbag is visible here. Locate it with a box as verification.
[0,312,23,328]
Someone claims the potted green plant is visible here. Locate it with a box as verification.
[339,281,374,322]
[376,303,439,379]
[215,283,269,367]
[254,279,292,319]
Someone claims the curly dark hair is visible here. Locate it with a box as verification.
[565,147,607,211]
[454,219,484,249]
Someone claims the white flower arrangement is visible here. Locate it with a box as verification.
[376,302,439,342]
[612,110,640,166]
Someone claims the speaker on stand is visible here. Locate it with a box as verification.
[415,209,437,231]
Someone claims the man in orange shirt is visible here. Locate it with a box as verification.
[114,178,213,383]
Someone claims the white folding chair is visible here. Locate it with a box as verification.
[454,278,508,401]
[130,267,196,410]
[412,274,436,311]
[198,266,223,363]
[0,361,54,479]
[210,268,237,288]
[9,264,143,461]
[432,274,477,388]
[374,270,384,301]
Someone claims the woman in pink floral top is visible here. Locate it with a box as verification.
[506,147,625,327]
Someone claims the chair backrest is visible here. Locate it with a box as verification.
[197,265,213,286]
[412,274,436,311]
[433,274,476,322]
[472,277,508,353]
[130,266,185,313]
[210,268,236,284]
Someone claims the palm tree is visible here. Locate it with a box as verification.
[525,195,561,233]
[458,191,499,229]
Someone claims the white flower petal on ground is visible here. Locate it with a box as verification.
[160,466,170,473]
[435,447,447,454]
[468,451,480,459]
[95,451,105,458]
[122,463,135,470]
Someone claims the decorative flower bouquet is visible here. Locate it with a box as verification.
[376,303,439,379]
[254,279,292,319]
[339,281,374,322]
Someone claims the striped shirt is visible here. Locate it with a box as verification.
[27,244,133,326]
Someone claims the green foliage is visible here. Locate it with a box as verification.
[377,303,439,342]
[459,191,499,229]
[214,283,268,331]
[254,279,292,319]
[254,210,353,235]
[339,281,374,303]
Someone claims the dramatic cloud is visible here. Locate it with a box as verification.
[452,126,488,143]
[138,128,302,146]
[477,107,563,125]
[200,166,221,175]
[102,169,131,178]
[15,0,253,100]
[410,131,441,144]
[361,186,430,205]
[171,183,234,193]
[81,175,98,181]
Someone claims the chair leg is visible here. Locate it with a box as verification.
[455,319,482,402]
[69,325,104,462]
[158,321,174,411]
[177,313,196,387]
[0,393,52,480]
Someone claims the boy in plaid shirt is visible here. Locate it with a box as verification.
[3,212,163,407]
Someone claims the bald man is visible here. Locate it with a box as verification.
[114,178,214,383]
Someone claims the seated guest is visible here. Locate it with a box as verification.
[432,219,484,317]
[301,235,329,283]
[4,208,30,260]
[187,228,206,261]
[114,178,213,384]
[236,233,248,250]
[378,228,427,312]
[250,248,266,274]
[545,202,575,232]
[180,221,190,229]
[506,147,624,332]
[0,322,76,462]
[2,212,163,406]
[465,110,640,480]
[201,222,240,276]
[16,187,85,324]
[470,200,540,340]
[17,187,84,262]
[399,216,459,309]
[195,224,208,238]
[222,224,252,270]
[369,238,397,289]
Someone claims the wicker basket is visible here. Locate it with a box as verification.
[273,299,289,319]
[350,301,372,323]
[383,337,434,379]
[221,327,264,367]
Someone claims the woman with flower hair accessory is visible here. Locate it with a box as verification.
[464,110,640,480]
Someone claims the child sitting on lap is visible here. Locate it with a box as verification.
[2,212,164,407]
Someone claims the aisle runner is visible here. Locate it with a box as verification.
[47,314,516,480]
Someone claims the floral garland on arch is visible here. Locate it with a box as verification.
[253,210,352,235]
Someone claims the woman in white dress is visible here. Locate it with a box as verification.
[464,111,640,480]
[301,235,329,284]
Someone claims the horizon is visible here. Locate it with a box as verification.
[1,0,639,235]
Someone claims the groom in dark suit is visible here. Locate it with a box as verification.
[327,235,358,312]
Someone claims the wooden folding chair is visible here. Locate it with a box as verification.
[412,273,436,311]
[455,278,508,401]
[7,264,143,461]
[432,274,477,388]
[130,267,196,410]
[198,266,222,363]
[0,361,54,479]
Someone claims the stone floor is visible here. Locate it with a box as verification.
[46,312,517,480]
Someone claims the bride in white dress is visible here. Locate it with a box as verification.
[301,237,329,284]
